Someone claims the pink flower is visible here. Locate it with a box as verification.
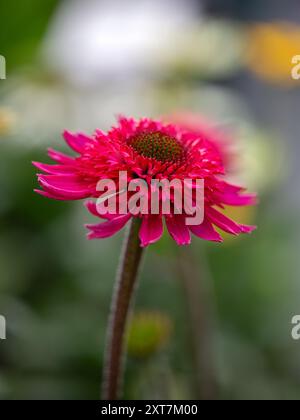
[166,111,237,172]
[33,117,257,247]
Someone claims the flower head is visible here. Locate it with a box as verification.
[127,311,172,359]
[166,111,237,171]
[34,117,257,247]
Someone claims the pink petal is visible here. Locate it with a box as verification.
[34,189,67,201]
[215,191,257,206]
[85,200,102,217]
[32,162,75,175]
[189,219,223,242]
[207,207,256,235]
[239,224,257,234]
[139,216,163,247]
[86,214,132,239]
[165,214,191,245]
[221,181,245,193]
[47,148,74,164]
[37,174,93,200]
[84,200,115,220]
[63,131,94,153]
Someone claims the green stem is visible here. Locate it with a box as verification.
[176,245,218,400]
[102,218,143,400]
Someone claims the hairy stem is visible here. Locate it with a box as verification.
[102,218,143,400]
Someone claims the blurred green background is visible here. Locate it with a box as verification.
[1,0,300,400]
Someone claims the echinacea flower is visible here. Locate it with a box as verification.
[166,111,236,171]
[127,311,172,359]
[34,117,256,247]
[33,116,257,400]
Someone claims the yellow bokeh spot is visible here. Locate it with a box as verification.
[127,311,172,359]
[0,108,15,136]
[246,21,300,86]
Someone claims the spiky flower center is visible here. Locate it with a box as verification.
[129,131,184,163]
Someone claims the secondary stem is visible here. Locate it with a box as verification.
[176,245,218,400]
[102,218,143,400]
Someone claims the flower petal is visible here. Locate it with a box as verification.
[189,219,223,242]
[239,224,257,234]
[215,191,257,206]
[139,215,163,247]
[47,148,74,164]
[34,189,67,201]
[165,214,191,245]
[37,174,93,200]
[207,206,256,235]
[32,162,75,175]
[63,130,94,153]
[84,200,115,220]
[86,214,132,239]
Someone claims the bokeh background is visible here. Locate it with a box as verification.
[1,0,300,400]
